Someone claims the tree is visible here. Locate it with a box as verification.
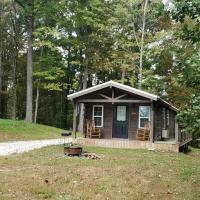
[25,0,34,122]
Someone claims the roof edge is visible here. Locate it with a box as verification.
[158,97,179,112]
[67,80,158,101]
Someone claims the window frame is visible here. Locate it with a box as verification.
[92,105,104,127]
[138,106,150,128]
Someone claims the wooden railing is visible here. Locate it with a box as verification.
[178,125,192,144]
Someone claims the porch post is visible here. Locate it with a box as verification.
[175,121,179,144]
[150,101,154,143]
[73,100,78,138]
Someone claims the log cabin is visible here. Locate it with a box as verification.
[68,81,192,152]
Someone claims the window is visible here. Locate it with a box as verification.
[162,107,166,129]
[93,105,103,127]
[139,106,150,128]
[117,106,126,121]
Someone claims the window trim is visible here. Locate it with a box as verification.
[138,106,150,128]
[92,105,104,127]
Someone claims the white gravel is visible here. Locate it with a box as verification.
[0,138,73,156]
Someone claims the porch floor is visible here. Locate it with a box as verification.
[76,138,180,152]
[154,139,176,145]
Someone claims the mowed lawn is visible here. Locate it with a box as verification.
[0,146,200,200]
[0,119,66,142]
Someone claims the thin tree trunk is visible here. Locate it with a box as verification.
[0,3,3,118]
[11,57,17,120]
[25,0,33,122]
[138,0,148,89]
[121,65,125,84]
[34,86,39,123]
[82,65,88,90]
[10,2,18,120]
[0,36,2,119]
[78,65,88,133]
[63,46,71,129]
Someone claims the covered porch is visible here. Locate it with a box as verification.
[72,83,155,142]
[68,81,191,152]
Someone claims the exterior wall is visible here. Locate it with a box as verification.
[168,110,176,138]
[81,87,176,142]
[85,102,152,140]
[84,102,176,142]
[154,105,162,140]
[128,103,151,140]
[153,103,176,141]
[128,104,138,140]
[84,103,113,139]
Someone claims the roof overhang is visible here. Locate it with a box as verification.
[68,80,158,101]
[67,80,179,112]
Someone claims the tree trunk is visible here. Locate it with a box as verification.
[25,1,33,122]
[0,4,3,118]
[121,67,125,84]
[34,86,39,123]
[78,65,88,133]
[0,37,2,118]
[138,0,148,89]
[63,46,71,129]
[11,57,17,120]
[10,3,18,120]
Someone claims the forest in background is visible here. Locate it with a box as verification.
[0,0,199,140]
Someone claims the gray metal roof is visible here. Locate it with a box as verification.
[67,80,179,112]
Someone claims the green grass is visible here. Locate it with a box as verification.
[0,119,68,142]
[0,145,200,200]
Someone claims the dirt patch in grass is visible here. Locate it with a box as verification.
[0,146,200,200]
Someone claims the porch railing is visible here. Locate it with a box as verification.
[178,125,192,144]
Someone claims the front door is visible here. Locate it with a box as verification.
[112,105,128,139]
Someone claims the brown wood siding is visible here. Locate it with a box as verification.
[77,87,151,101]
[128,104,138,139]
[128,103,151,140]
[82,90,176,141]
[153,104,176,141]
[103,103,113,139]
[168,110,176,138]
[84,103,112,139]
[154,105,162,140]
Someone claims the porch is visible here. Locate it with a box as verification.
[77,138,180,152]
[68,81,191,152]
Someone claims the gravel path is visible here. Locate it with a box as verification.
[0,138,73,156]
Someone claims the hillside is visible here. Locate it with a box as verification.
[0,119,66,142]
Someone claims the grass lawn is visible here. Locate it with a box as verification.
[0,119,68,142]
[0,146,200,200]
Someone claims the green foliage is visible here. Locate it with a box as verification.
[177,95,200,139]
[172,0,200,43]
[1,0,200,134]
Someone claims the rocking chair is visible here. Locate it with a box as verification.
[136,121,150,141]
[86,120,101,138]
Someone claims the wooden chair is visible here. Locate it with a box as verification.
[86,119,92,138]
[86,119,101,138]
[136,121,150,141]
[90,120,101,138]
